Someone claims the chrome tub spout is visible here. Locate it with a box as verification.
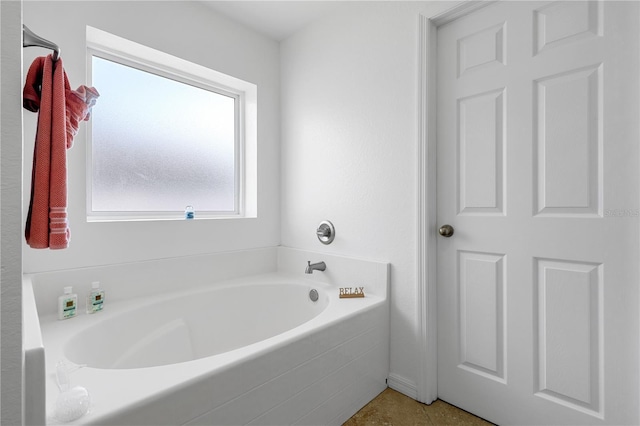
[305,261,326,274]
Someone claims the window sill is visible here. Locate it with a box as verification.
[87,214,256,223]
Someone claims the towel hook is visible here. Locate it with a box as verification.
[23,25,60,61]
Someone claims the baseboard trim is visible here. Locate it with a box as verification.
[387,374,418,400]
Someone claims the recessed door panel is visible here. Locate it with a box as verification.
[458,22,506,77]
[535,258,602,416]
[534,65,601,217]
[458,251,506,382]
[533,1,601,55]
[457,89,505,215]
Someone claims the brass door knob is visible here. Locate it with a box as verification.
[439,224,454,237]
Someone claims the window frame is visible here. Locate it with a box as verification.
[85,26,257,222]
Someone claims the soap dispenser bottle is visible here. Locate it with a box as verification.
[86,281,105,314]
[58,286,78,320]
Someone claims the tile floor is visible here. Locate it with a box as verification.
[343,388,493,426]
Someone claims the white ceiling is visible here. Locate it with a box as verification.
[200,1,346,41]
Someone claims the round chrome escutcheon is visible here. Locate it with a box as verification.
[309,289,319,302]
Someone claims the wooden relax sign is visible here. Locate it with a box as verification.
[339,287,365,298]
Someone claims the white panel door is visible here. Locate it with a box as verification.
[436,2,640,424]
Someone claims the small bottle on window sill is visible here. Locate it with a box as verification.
[185,205,195,220]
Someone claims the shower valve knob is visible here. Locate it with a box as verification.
[316,220,335,245]
[317,228,330,237]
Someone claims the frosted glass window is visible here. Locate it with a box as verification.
[91,56,237,214]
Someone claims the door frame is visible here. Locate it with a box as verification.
[415,0,496,404]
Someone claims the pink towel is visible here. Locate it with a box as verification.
[23,55,99,249]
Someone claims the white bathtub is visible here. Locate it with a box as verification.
[27,248,390,425]
[63,279,331,370]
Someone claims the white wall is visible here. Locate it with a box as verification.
[1,1,24,424]
[17,0,466,405]
[22,1,281,273]
[280,1,454,397]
